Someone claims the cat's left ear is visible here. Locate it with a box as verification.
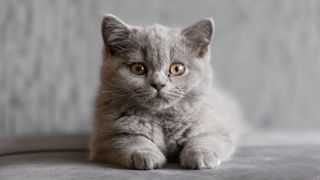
[182,18,215,58]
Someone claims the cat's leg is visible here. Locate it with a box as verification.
[180,134,234,169]
[90,135,166,170]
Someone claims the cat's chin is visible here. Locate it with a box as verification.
[141,96,174,111]
[146,103,173,111]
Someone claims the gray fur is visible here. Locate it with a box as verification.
[90,14,243,170]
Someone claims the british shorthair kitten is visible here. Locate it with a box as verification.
[90,14,243,170]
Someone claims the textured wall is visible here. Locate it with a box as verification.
[1,0,320,136]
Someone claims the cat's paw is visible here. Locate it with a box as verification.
[180,149,220,169]
[131,149,166,170]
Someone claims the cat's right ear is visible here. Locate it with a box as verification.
[101,14,133,56]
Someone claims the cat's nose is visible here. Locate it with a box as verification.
[150,83,165,91]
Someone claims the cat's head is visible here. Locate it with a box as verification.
[100,14,214,110]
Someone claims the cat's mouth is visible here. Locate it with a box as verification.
[145,93,170,106]
[152,93,168,101]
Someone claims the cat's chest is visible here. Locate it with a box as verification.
[152,112,194,159]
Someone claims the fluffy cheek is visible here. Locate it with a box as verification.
[172,72,201,92]
[118,67,146,88]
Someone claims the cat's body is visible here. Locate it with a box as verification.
[90,14,243,170]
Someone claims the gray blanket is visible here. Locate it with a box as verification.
[1,132,320,180]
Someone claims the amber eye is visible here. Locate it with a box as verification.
[130,63,146,75]
[169,63,185,75]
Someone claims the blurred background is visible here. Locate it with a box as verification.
[1,0,320,137]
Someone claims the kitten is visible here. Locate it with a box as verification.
[90,14,243,170]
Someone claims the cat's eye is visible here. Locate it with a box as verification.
[130,63,146,75]
[169,63,185,75]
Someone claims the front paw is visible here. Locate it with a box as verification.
[180,149,221,169]
[131,149,166,170]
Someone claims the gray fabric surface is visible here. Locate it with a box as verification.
[1,146,320,180]
[1,0,320,136]
[1,133,320,180]
[0,134,90,156]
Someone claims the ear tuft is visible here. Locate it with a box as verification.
[101,14,133,56]
[182,18,215,58]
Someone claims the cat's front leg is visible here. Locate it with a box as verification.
[180,134,234,169]
[131,146,166,170]
[90,135,166,170]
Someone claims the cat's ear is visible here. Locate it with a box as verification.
[101,14,134,56]
[182,18,215,58]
